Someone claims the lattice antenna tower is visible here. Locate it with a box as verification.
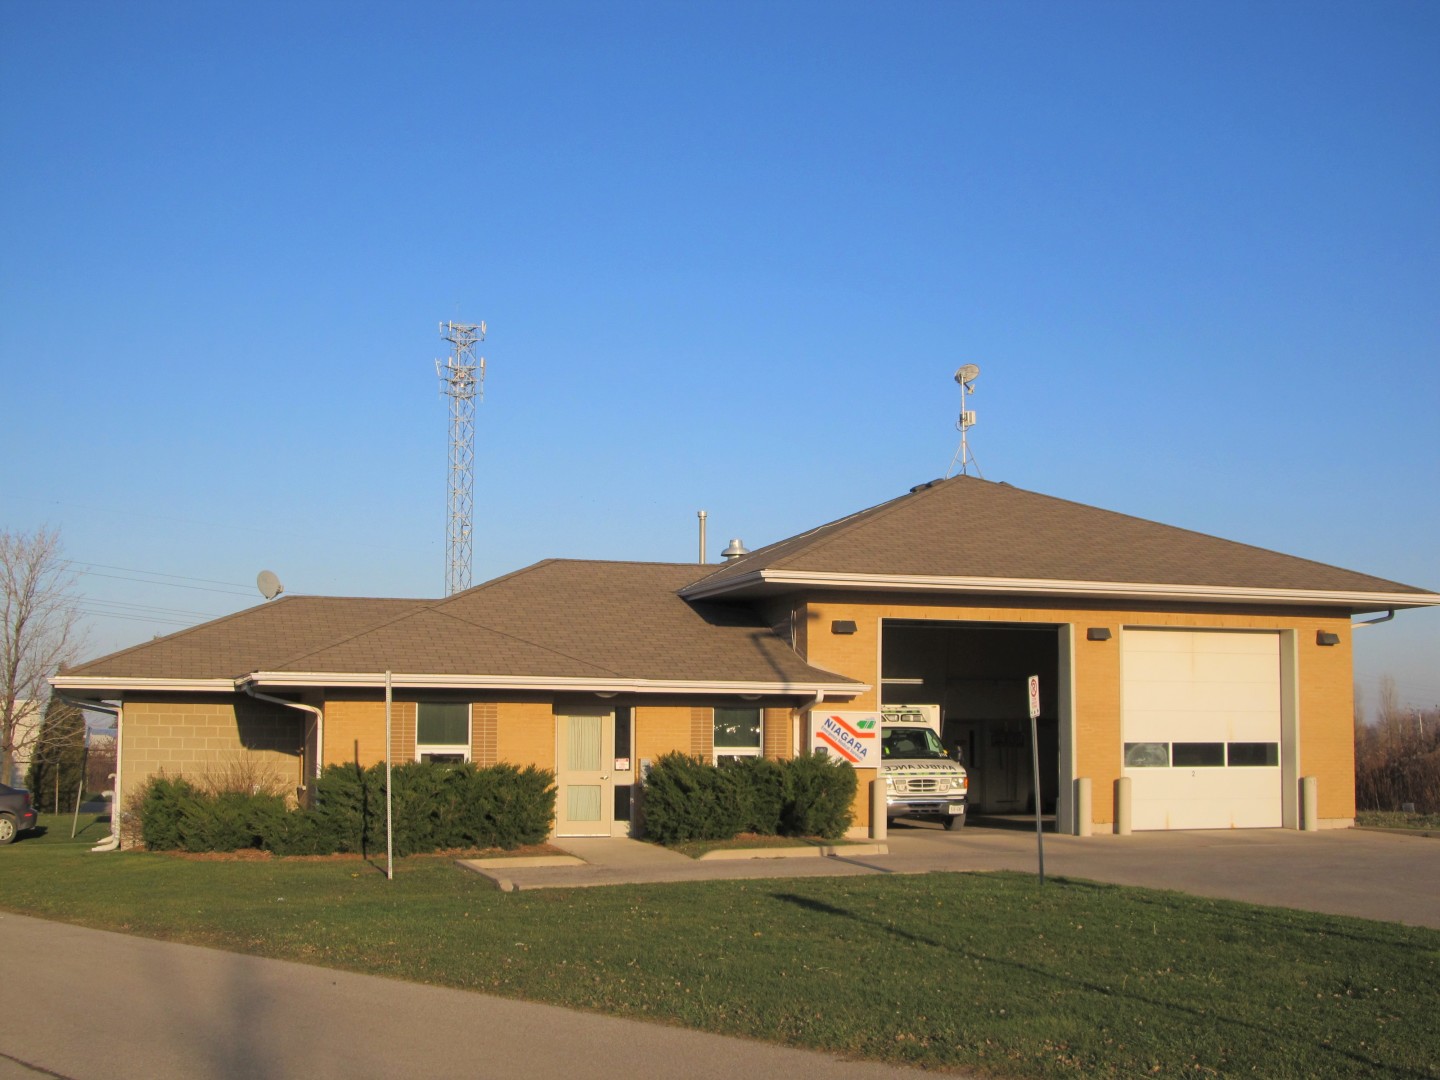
[436,320,486,596]
[945,363,983,478]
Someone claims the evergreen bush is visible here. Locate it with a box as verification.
[780,752,857,839]
[641,752,745,843]
[135,760,555,855]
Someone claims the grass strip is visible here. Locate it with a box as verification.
[4,816,1437,1079]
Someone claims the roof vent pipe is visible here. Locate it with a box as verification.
[721,538,748,561]
[698,510,707,565]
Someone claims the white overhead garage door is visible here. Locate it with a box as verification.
[1121,629,1282,830]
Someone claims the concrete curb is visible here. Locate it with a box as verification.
[696,843,889,861]
[458,854,586,867]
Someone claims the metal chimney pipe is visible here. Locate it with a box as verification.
[697,510,707,564]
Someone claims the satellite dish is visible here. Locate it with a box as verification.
[257,570,284,601]
[955,363,981,385]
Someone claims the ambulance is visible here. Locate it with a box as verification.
[879,705,968,830]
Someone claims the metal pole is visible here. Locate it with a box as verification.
[385,670,394,882]
[1031,712,1045,885]
[1027,674,1044,886]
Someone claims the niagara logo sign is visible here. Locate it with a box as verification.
[810,712,880,766]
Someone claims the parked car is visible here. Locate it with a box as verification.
[0,784,38,844]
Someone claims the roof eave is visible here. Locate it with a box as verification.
[50,676,237,697]
[241,672,869,696]
[680,570,1440,612]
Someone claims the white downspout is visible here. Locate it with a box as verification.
[55,693,121,852]
[241,683,324,780]
[794,689,827,757]
[1352,609,1395,629]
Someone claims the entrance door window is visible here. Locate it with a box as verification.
[714,707,762,763]
[417,703,470,763]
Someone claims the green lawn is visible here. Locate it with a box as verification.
[4,815,1438,1079]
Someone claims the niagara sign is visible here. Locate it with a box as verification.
[809,712,880,766]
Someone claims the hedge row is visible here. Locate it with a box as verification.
[642,752,856,843]
[139,761,555,856]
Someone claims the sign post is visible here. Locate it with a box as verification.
[1027,674,1045,886]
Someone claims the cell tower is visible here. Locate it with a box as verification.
[436,320,486,596]
[946,363,982,478]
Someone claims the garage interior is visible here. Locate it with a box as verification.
[880,620,1063,823]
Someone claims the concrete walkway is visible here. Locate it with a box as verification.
[465,825,1440,929]
[0,912,946,1080]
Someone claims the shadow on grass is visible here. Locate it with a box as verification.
[768,885,1431,1078]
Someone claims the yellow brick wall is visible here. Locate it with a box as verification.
[496,701,556,769]
[1300,622,1356,823]
[472,702,498,766]
[119,696,303,822]
[763,706,793,760]
[691,706,712,759]
[635,705,694,763]
[798,596,1359,829]
[322,698,389,767]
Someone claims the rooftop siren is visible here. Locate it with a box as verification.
[946,363,983,478]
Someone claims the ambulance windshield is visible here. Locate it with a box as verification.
[881,726,948,760]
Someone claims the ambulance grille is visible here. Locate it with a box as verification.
[901,777,943,794]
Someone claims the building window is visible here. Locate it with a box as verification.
[417,702,470,763]
[714,706,761,763]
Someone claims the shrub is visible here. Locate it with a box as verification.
[781,752,857,840]
[138,775,201,851]
[642,752,857,844]
[136,761,555,856]
[724,756,784,835]
[642,752,745,844]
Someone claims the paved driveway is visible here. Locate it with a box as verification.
[876,825,1440,929]
[524,826,1440,929]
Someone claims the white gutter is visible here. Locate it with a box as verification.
[241,684,324,780]
[794,689,827,757]
[241,672,868,696]
[51,676,235,695]
[680,569,1440,610]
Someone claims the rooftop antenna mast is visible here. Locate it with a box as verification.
[436,320,486,596]
[946,364,982,478]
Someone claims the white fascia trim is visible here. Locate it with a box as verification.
[242,672,869,696]
[680,569,1440,610]
[50,676,236,695]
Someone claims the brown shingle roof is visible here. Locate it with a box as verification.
[63,597,433,680]
[684,476,1435,602]
[59,562,861,691]
[274,561,849,685]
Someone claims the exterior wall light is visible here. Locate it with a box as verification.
[831,620,858,635]
[1316,630,1341,646]
[1087,627,1113,641]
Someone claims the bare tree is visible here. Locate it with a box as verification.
[2,528,85,786]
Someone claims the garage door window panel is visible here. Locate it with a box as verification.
[1172,742,1225,767]
[1124,742,1170,768]
[1228,742,1279,767]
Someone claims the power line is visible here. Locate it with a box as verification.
[67,566,255,598]
[66,560,250,589]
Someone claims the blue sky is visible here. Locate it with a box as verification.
[2,0,1436,713]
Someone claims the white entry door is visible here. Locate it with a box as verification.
[555,707,615,837]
